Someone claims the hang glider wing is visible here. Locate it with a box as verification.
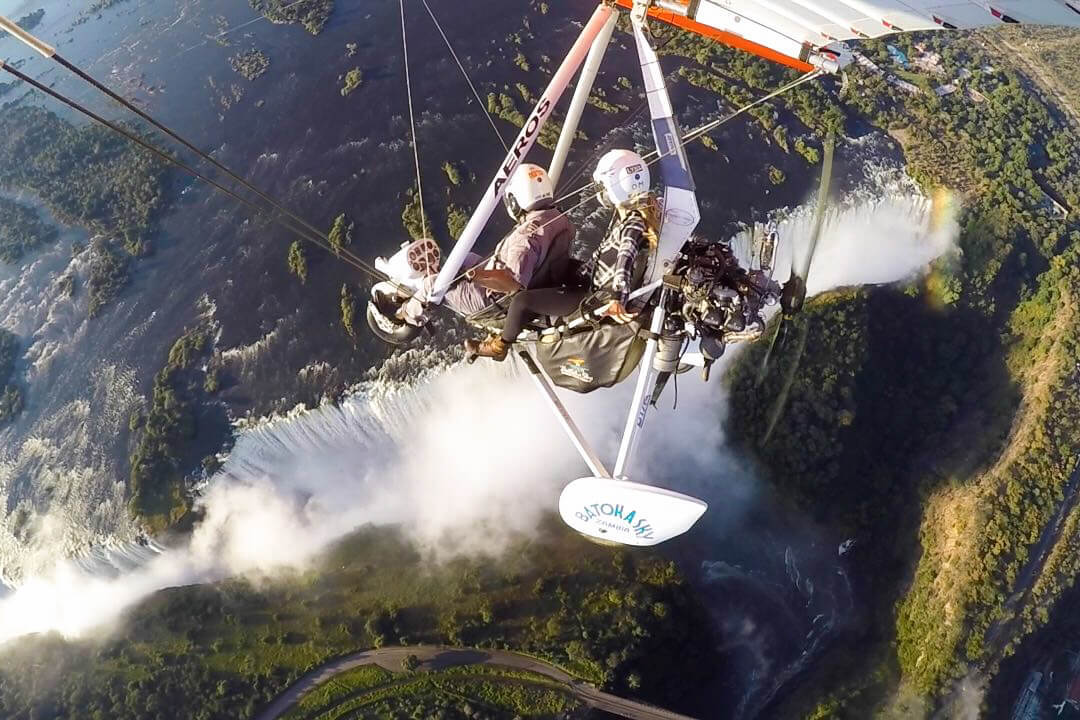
[616,0,1080,72]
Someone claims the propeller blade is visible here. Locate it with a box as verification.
[755,314,786,387]
[781,133,835,315]
[761,134,835,441]
[761,316,810,445]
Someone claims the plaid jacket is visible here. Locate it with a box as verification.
[589,211,649,305]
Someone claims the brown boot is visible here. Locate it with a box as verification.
[464,335,509,362]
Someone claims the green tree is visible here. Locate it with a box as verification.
[341,67,363,96]
[287,241,308,283]
[401,654,420,672]
[446,204,470,240]
[340,283,357,337]
[327,213,352,255]
[401,191,429,240]
[442,161,463,186]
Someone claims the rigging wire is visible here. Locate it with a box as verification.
[2,8,825,333]
[0,65,386,281]
[399,0,428,240]
[443,70,823,287]
[552,69,822,208]
[49,53,359,259]
[418,0,509,152]
[552,29,681,197]
[0,14,394,278]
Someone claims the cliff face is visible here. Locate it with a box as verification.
[725,29,1080,718]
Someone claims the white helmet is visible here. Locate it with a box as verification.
[504,163,554,221]
[593,149,650,208]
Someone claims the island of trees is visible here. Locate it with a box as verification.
[229,49,271,81]
[340,67,363,96]
[128,322,224,532]
[0,329,24,425]
[0,197,59,264]
[0,106,170,316]
[249,0,334,36]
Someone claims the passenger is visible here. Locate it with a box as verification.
[400,163,576,324]
[465,149,658,362]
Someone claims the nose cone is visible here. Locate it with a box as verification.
[559,477,707,547]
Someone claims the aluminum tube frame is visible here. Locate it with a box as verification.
[547,11,617,187]
[613,288,670,479]
[517,350,612,479]
[428,3,615,303]
[0,15,56,57]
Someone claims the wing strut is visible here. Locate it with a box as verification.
[555,10,707,548]
[516,350,611,480]
[548,11,617,187]
[427,3,616,303]
[611,11,701,480]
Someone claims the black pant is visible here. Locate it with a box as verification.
[502,286,590,342]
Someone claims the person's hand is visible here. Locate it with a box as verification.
[471,268,522,294]
[600,300,635,324]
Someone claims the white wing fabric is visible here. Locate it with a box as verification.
[618,0,1080,70]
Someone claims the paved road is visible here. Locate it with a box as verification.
[255,645,698,720]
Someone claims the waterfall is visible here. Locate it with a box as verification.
[0,181,957,649]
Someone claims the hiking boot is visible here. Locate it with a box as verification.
[464,335,509,362]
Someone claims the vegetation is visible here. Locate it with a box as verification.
[280,664,392,719]
[87,0,131,12]
[229,49,270,81]
[287,241,308,283]
[586,87,627,114]
[0,523,716,719]
[340,283,357,338]
[128,324,217,532]
[88,240,129,318]
[0,329,24,425]
[442,160,464,186]
[0,106,170,314]
[0,107,168,246]
[327,213,352,255]
[446,204,470,240]
[0,196,59,263]
[709,27,1080,717]
[484,91,583,150]
[401,189,430,240]
[0,8,44,38]
[990,27,1080,128]
[284,667,575,720]
[340,68,363,97]
[249,0,334,35]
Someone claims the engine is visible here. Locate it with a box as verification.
[673,237,775,360]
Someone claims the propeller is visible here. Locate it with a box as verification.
[759,132,835,443]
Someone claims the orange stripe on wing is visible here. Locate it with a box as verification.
[613,0,816,73]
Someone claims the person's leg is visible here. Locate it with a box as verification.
[502,286,588,342]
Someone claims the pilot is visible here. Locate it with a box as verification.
[465,149,659,362]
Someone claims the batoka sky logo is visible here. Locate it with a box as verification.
[560,478,707,547]
[559,357,594,384]
[574,502,654,540]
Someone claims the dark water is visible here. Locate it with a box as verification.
[0,0,876,714]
